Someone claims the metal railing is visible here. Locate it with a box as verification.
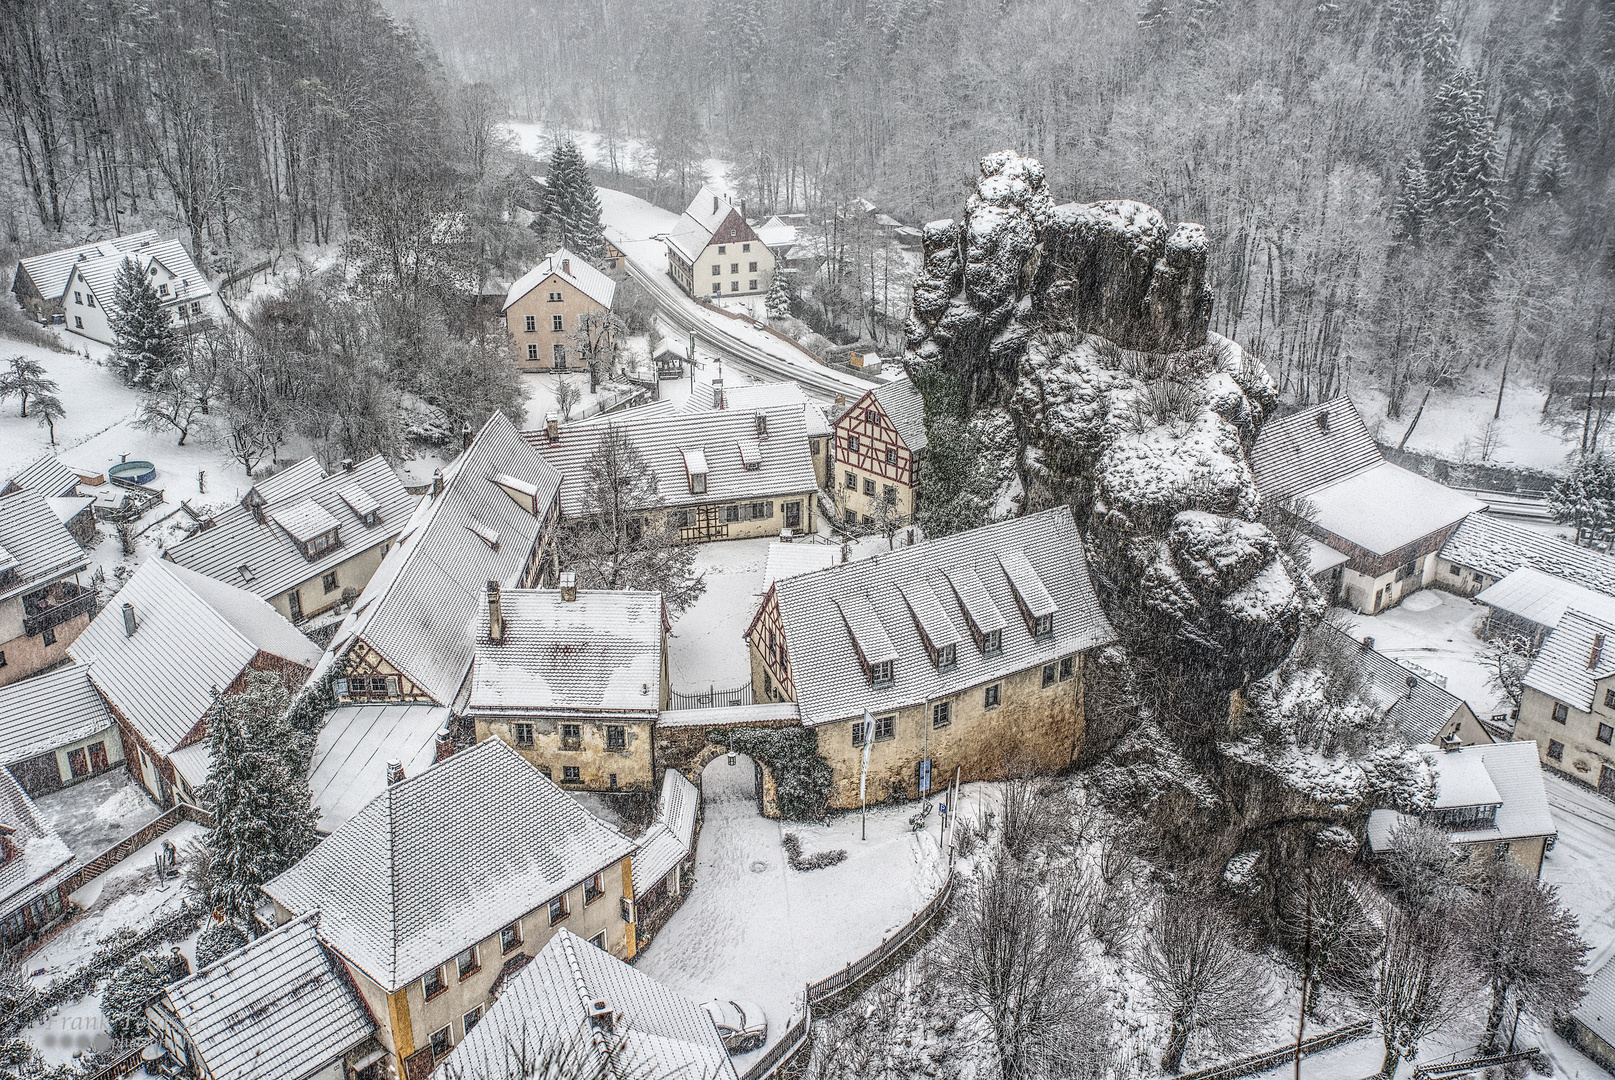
[1173,1020,1375,1080]
[22,585,96,636]
[668,683,754,711]
[1412,1047,1539,1080]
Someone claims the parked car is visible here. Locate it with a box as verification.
[701,998,767,1053]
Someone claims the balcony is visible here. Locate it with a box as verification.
[23,581,95,637]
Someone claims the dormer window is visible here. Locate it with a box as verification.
[870,659,893,687]
[935,643,956,671]
[982,628,1002,656]
[1034,613,1053,640]
[682,448,709,495]
[304,529,338,557]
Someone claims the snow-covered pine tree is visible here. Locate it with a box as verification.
[202,671,319,926]
[1391,159,1431,247]
[110,257,181,389]
[1422,68,1502,258]
[1548,453,1615,544]
[539,141,606,262]
[764,271,792,321]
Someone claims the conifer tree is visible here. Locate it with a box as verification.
[202,671,319,926]
[110,257,181,389]
[764,272,792,321]
[537,141,607,261]
[1391,160,1431,247]
[1549,453,1615,544]
[1422,69,1502,258]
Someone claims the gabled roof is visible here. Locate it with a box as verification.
[1303,462,1483,556]
[0,488,90,602]
[3,454,87,499]
[264,739,636,993]
[0,662,116,766]
[307,704,450,833]
[1320,623,1467,743]
[333,414,562,707]
[1250,398,1383,502]
[683,380,832,437]
[1367,740,1555,851]
[253,458,327,503]
[69,558,320,754]
[631,768,699,896]
[157,913,374,1080]
[13,231,158,302]
[504,247,617,311]
[525,404,818,518]
[468,590,665,716]
[867,377,928,451]
[429,927,737,1080]
[769,507,1116,725]
[68,237,213,313]
[1442,513,1615,594]
[1575,957,1615,1051]
[0,765,74,912]
[1475,566,1615,632]
[1303,538,1350,576]
[664,187,762,263]
[1521,608,1615,712]
[763,542,840,588]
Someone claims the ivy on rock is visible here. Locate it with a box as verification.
[705,726,833,821]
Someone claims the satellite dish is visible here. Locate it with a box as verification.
[1406,675,1419,690]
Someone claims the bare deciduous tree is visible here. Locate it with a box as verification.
[1379,819,1466,911]
[1356,902,1474,1077]
[939,852,1110,1080]
[1140,894,1272,1074]
[1463,862,1588,1051]
[1276,859,1381,1017]
[1483,633,1534,714]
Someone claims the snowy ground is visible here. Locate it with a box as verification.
[1337,589,1509,724]
[19,820,208,1066]
[634,753,952,1065]
[1541,774,1615,969]
[33,769,162,860]
[1350,384,1576,475]
[502,123,738,200]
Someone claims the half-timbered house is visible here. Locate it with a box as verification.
[327,414,562,709]
[832,377,927,529]
[0,487,93,686]
[746,507,1116,806]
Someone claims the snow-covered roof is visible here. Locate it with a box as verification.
[1367,740,1555,853]
[526,403,817,517]
[0,764,74,913]
[664,187,763,263]
[769,507,1116,725]
[1250,398,1382,502]
[1474,566,1615,633]
[467,590,666,716]
[0,488,89,603]
[631,768,698,896]
[0,662,116,766]
[1521,608,1615,712]
[69,558,320,754]
[167,457,415,601]
[684,380,831,436]
[1440,513,1615,594]
[13,231,157,301]
[655,702,800,729]
[157,912,374,1080]
[264,739,635,993]
[333,413,562,707]
[46,495,94,527]
[1303,538,1349,577]
[307,704,450,833]
[857,377,928,452]
[504,247,617,311]
[755,216,799,250]
[3,454,87,498]
[428,927,737,1080]
[1575,957,1615,1050]
[69,237,213,314]
[1303,462,1484,556]
[764,542,841,587]
[1322,623,1468,743]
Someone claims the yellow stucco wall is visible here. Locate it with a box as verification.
[692,239,775,298]
[834,467,915,528]
[504,273,610,373]
[1518,685,1615,785]
[266,542,392,622]
[475,716,655,791]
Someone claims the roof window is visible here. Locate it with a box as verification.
[682,448,708,495]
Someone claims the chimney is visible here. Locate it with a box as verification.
[487,580,504,643]
[341,458,354,472]
[122,602,138,637]
[562,258,571,276]
[461,422,473,450]
[386,760,405,785]
[560,571,577,602]
[1316,409,1330,433]
[1361,635,1375,651]
[435,726,454,763]
[432,469,444,497]
[1591,632,1606,670]
[712,195,719,215]
[755,412,769,438]
[1441,730,1463,753]
[588,999,615,1034]
[714,377,725,409]
[546,413,559,443]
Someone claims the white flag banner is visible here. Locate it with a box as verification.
[859,708,874,805]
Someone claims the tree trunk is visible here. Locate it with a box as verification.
[1161,1018,1191,1074]
[1380,1041,1400,1079]
[1481,980,1509,1053]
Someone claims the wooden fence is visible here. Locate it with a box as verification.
[55,802,215,897]
[739,867,958,1080]
[89,1044,146,1080]
[1412,1047,1540,1080]
[1172,1019,1375,1080]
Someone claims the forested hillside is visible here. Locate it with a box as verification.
[390,0,1615,425]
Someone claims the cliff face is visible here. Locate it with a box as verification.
[906,150,1305,698]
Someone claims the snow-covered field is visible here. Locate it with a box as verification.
[1337,588,1509,723]
[635,752,953,1064]
[502,123,738,200]
[1351,384,1576,475]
